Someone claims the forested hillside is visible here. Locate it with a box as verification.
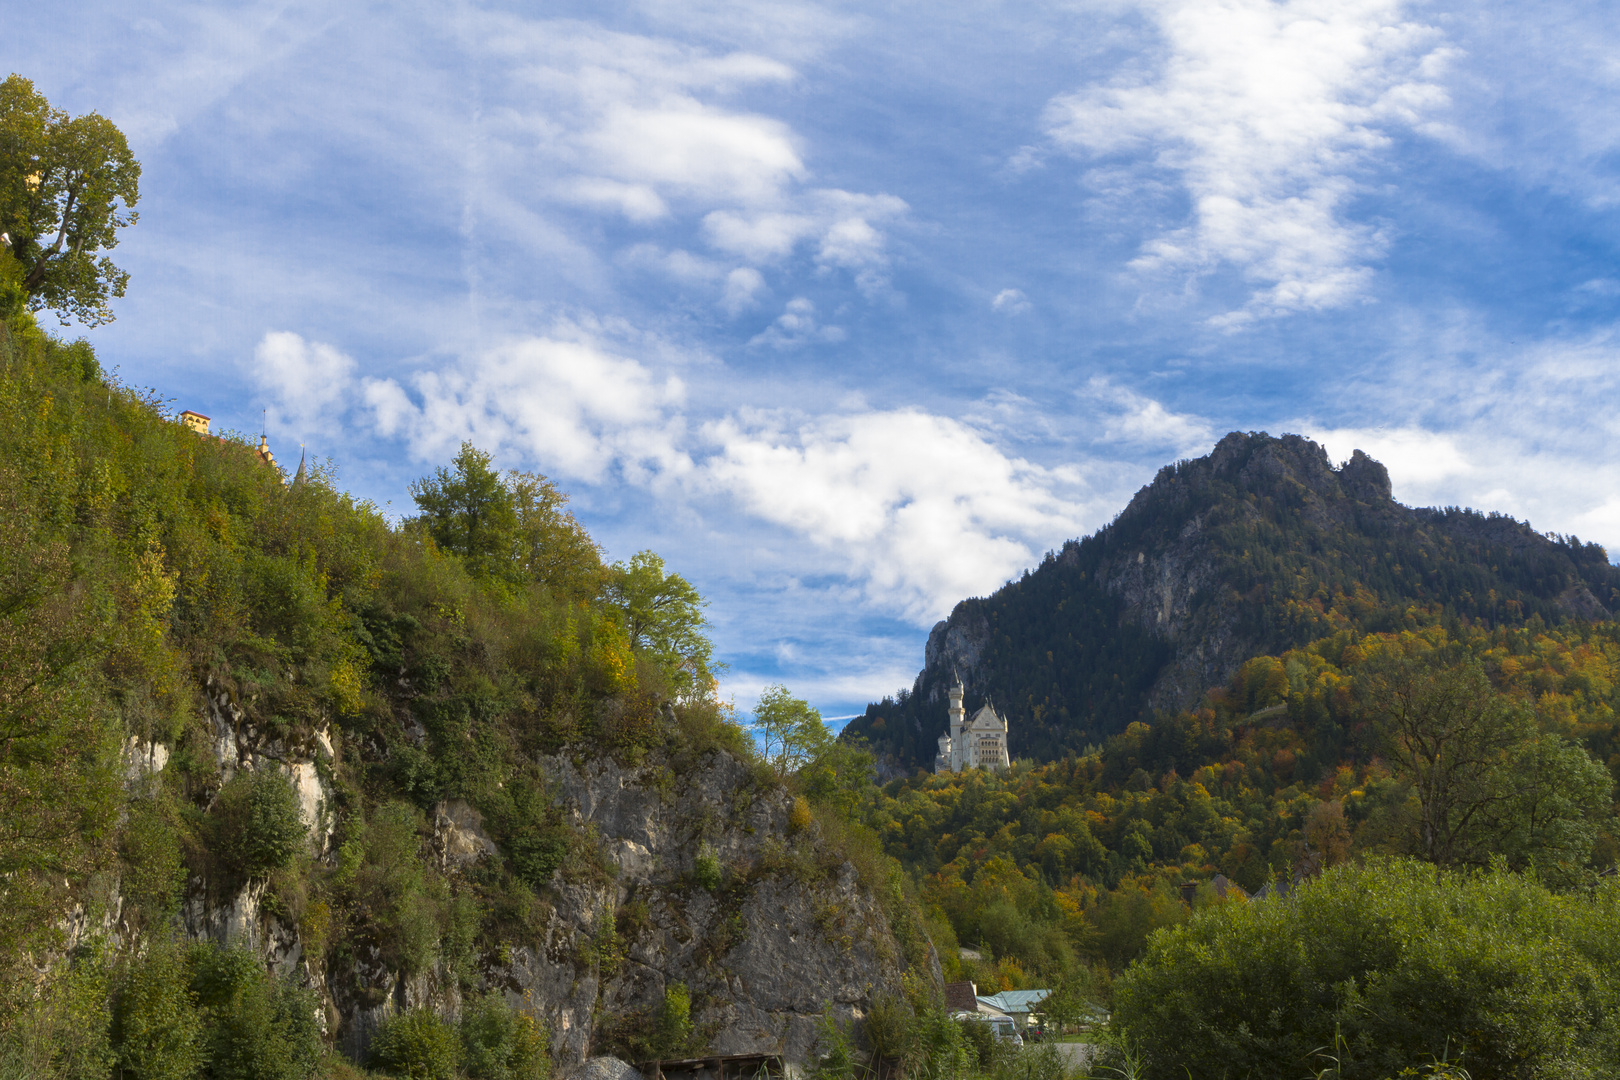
[0,301,927,1077]
[847,432,1620,767]
[855,611,1620,1076]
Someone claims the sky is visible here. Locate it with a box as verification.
[9,0,1620,721]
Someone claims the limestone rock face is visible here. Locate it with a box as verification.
[506,748,928,1065]
[204,678,336,854]
[173,700,929,1068]
[433,798,499,869]
[563,1058,643,1080]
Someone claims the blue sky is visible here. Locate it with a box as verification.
[10,0,1620,720]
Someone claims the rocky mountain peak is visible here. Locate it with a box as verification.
[848,432,1620,767]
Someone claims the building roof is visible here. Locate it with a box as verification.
[179,410,210,420]
[968,703,1004,731]
[976,989,1051,1015]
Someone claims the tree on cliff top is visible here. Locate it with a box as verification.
[408,441,602,598]
[0,74,140,326]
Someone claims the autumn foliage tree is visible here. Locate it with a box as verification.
[0,74,140,326]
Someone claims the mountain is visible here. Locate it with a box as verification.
[846,431,1620,768]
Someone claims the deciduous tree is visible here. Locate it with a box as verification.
[1365,650,1610,874]
[0,74,140,326]
[754,684,831,777]
[602,550,716,701]
[408,442,518,581]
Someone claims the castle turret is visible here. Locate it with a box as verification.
[948,676,966,772]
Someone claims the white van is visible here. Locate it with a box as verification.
[954,1015,1024,1048]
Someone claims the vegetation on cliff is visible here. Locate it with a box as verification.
[0,284,909,1076]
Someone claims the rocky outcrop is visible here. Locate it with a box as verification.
[170,695,927,1068]
[203,678,336,854]
[502,749,926,1065]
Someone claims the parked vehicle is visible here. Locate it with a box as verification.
[952,1015,1024,1047]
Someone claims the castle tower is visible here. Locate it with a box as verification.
[948,676,966,772]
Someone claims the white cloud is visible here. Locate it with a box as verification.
[703,210,819,261]
[704,190,908,281]
[248,331,357,436]
[1086,378,1215,456]
[992,288,1032,314]
[748,297,846,348]
[1305,425,1472,491]
[696,408,1094,621]
[254,330,691,486]
[619,243,725,283]
[365,336,691,485]
[1046,0,1452,324]
[722,266,767,314]
[579,103,805,206]
[563,178,670,222]
[469,15,907,288]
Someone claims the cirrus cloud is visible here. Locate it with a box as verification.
[1046,0,1454,326]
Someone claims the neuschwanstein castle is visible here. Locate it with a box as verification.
[934,677,1010,773]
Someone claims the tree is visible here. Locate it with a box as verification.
[1364,654,1533,869]
[0,512,121,964]
[409,442,518,581]
[1113,859,1619,1079]
[602,551,716,701]
[0,75,140,326]
[409,445,605,596]
[1485,732,1612,885]
[754,684,831,777]
[1365,651,1611,876]
[506,468,603,598]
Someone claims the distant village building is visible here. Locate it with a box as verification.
[179,410,210,434]
[934,677,1010,774]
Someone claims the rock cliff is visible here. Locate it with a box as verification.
[142,697,928,1067]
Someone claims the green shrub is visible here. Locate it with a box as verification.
[692,850,722,892]
[655,983,694,1058]
[863,993,913,1065]
[507,831,569,889]
[1114,858,1620,1079]
[121,798,188,921]
[110,940,205,1080]
[189,945,322,1080]
[0,945,115,1080]
[458,992,551,1080]
[208,769,306,882]
[806,1010,857,1080]
[370,1008,459,1080]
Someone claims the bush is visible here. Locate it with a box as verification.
[208,769,306,882]
[655,983,695,1058]
[806,1010,857,1080]
[0,945,114,1080]
[1113,858,1620,1079]
[120,798,188,921]
[110,940,205,1080]
[370,1008,459,1080]
[459,992,550,1080]
[692,850,722,892]
[189,945,322,1080]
